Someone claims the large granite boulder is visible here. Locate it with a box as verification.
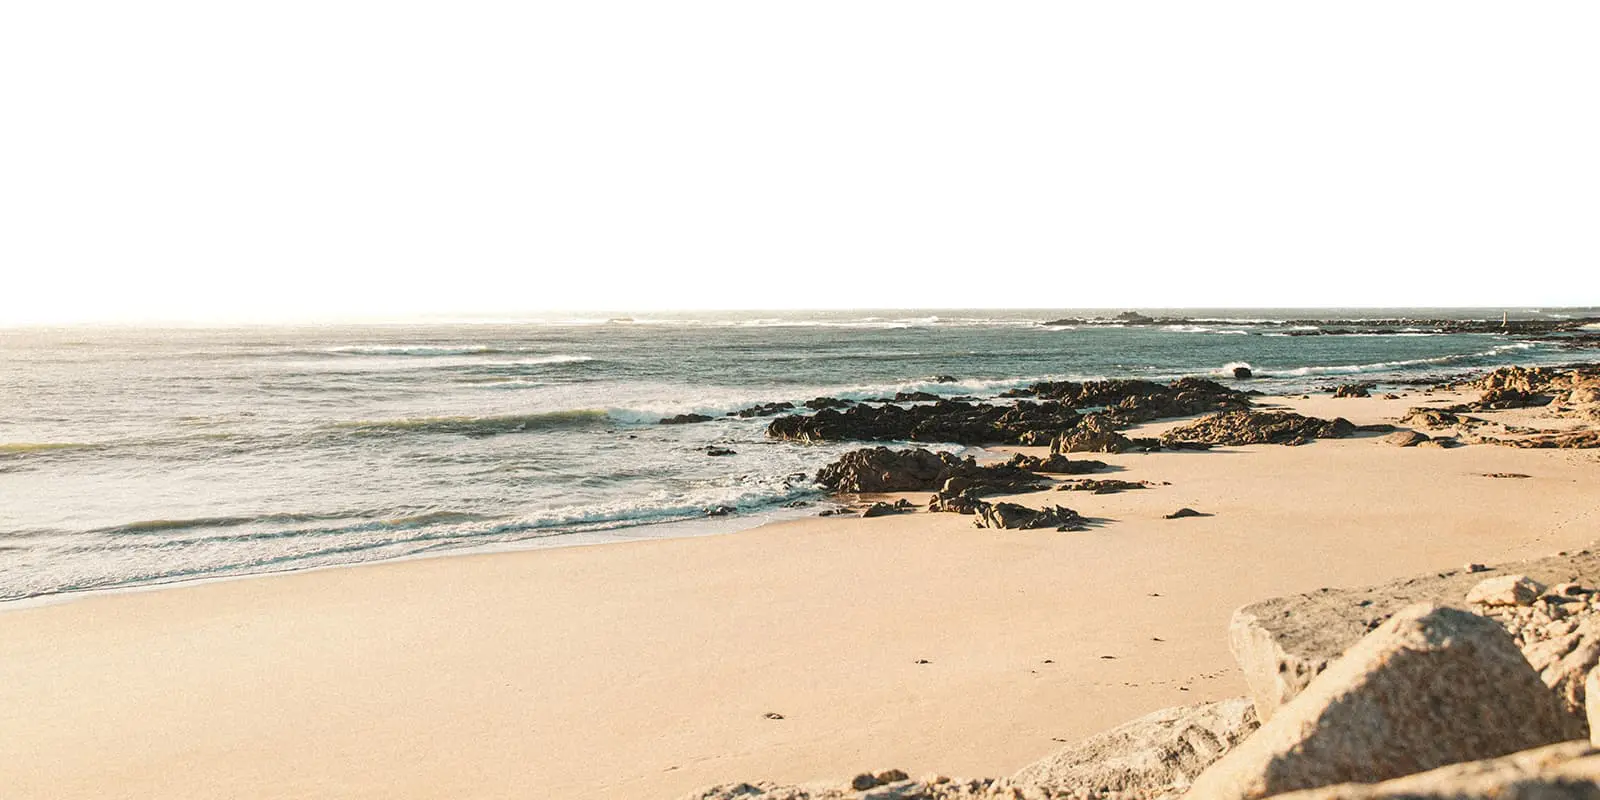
[1004,698,1258,797]
[1160,411,1356,447]
[1227,549,1600,722]
[1187,604,1586,800]
[1257,741,1600,800]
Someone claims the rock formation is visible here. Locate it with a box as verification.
[1160,412,1356,447]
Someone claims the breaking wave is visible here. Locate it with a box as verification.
[332,409,611,437]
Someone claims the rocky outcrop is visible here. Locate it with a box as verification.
[1399,408,1478,430]
[1004,698,1258,797]
[1331,384,1371,399]
[1056,479,1150,494]
[1187,604,1585,800]
[1226,549,1600,722]
[815,448,968,493]
[859,500,914,518]
[679,775,1000,799]
[973,502,1087,532]
[1160,412,1356,447]
[1005,453,1112,475]
[813,448,1043,494]
[768,400,1083,446]
[1382,430,1430,447]
[1005,378,1252,427]
[661,413,715,425]
[1259,741,1600,800]
[730,402,797,418]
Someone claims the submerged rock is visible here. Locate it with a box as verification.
[661,413,715,425]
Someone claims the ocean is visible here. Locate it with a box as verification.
[2,308,1593,602]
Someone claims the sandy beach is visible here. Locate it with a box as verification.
[3,391,1599,799]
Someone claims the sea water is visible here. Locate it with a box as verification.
[2,308,1591,601]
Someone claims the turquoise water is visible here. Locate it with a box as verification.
[1,308,1591,600]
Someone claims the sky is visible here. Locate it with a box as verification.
[2,2,1597,324]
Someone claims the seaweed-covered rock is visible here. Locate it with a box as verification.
[1057,479,1149,494]
[1160,411,1356,447]
[1004,377,1252,426]
[1383,430,1430,447]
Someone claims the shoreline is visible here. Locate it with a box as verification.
[5,385,1600,798]
[2,355,1585,609]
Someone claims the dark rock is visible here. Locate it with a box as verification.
[930,375,958,383]
[1383,430,1430,447]
[1234,366,1255,380]
[704,447,737,456]
[1160,411,1356,446]
[1114,310,1158,324]
[728,401,795,418]
[802,397,852,410]
[814,447,1044,494]
[660,413,714,425]
[974,502,1088,531]
[705,505,735,517]
[1166,507,1209,519]
[891,391,940,402]
[1332,383,1373,399]
[1005,453,1111,474]
[859,502,903,518]
[1058,479,1149,494]
[769,399,1082,446]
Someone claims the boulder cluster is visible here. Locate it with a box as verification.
[1158,412,1358,447]
[814,447,1047,494]
[682,548,1600,800]
[768,379,1252,447]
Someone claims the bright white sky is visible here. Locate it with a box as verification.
[2,3,1596,324]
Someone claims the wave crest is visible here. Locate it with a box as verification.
[332,409,610,437]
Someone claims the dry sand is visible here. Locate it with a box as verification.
[3,393,1598,799]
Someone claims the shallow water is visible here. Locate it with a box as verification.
[1,307,1591,600]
